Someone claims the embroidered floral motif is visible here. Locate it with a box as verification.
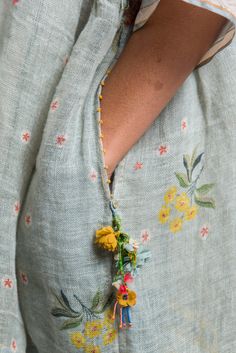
[51,288,117,352]
[200,225,209,239]
[19,271,28,285]
[55,134,67,147]
[50,99,59,111]
[157,146,215,233]
[21,131,31,143]
[24,213,32,227]
[10,339,17,351]
[13,201,20,215]
[181,118,187,132]
[156,143,169,156]
[134,161,143,170]
[89,169,98,182]
[2,277,13,289]
[12,0,20,5]
[140,229,151,243]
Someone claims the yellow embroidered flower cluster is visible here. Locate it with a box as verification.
[70,309,117,352]
[95,226,120,252]
[158,186,198,233]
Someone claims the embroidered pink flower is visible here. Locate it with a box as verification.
[141,229,151,243]
[50,99,59,111]
[2,277,14,289]
[21,131,31,143]
[24,213,32,227]
[134,161,143,170]
[156,144,169,156]
[200,225,209,239]
[89,169,98,182]
[119,284,128,294]
[19,271,28,285]
[12,0,20,5]
[11,339,17,351]
[56,134,67,147]
[181,118,187,132]
[13,201,21,215]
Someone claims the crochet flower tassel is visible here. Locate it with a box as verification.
[95,200,151,329]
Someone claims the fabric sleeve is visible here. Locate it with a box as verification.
[133,0,236,68]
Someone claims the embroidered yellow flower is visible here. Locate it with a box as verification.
[103,328,117,346]
[84,320,103,338]
[164,186,177,204]
[116,288,136,307]
[158,206,171,224]
[175,192,190,212]
[103,308,115,328]
[84,344,101,353]
[70,331,86,349]
[184,205,198,220]
[170,218,183,233]
[95,226,120,252]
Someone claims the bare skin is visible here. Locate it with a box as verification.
[100,0,227,179]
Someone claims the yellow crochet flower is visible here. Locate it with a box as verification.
[164,186,177,204]
[84,320,103,338]
[116,288,136,307]
[184,205,198,220]
[175,192,190,212]
[170,218,183,233]
[103,308,115,328]
[84,344,101,353]
[158,206,171,224]
[95,226,120,252]
[70,331,86,349]
[103,328,117,346]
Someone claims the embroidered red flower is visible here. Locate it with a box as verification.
[141,229,150,243]
[14,201,20,215]
[56,134,67,147]
[134,161,143,170]
[89,169,97,182]
[157,144,168,156]
[2,277,13,289]
[24,213,32,227]
[11,339,17,351]
[181,119,187,131]
[21,131,31,143]
[200,225,209,239]
[12,0,20,5]
[19,271,28,285]
[50,99,59,111]
[124,273,134,283]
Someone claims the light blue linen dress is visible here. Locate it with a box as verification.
[0,0,236,352]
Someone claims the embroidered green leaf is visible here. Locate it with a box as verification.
[190,145,199,167]
[51,307,80,318]
[91,290,102,310]
[183,154,191,181]
[196,183,214,195]
[192,152,204,173]
[60,317,83,330]
[194,194,215,209]
[60,290,79,314]
[175,173,189,188]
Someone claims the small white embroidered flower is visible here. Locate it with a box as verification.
[89,168,98,182]
[200,225,209,239]
[141,229,151,243]
[155,143,169,156]
[13,201,20,215]
[181,118,187,132]
[19,271,28,285]
[50,99,59,111]
[21,131,31,143]
[2,276,14,289]
[55,134,67,147]
[11,338,17,351]
[134,161,143,170]
[24,213,32,228]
